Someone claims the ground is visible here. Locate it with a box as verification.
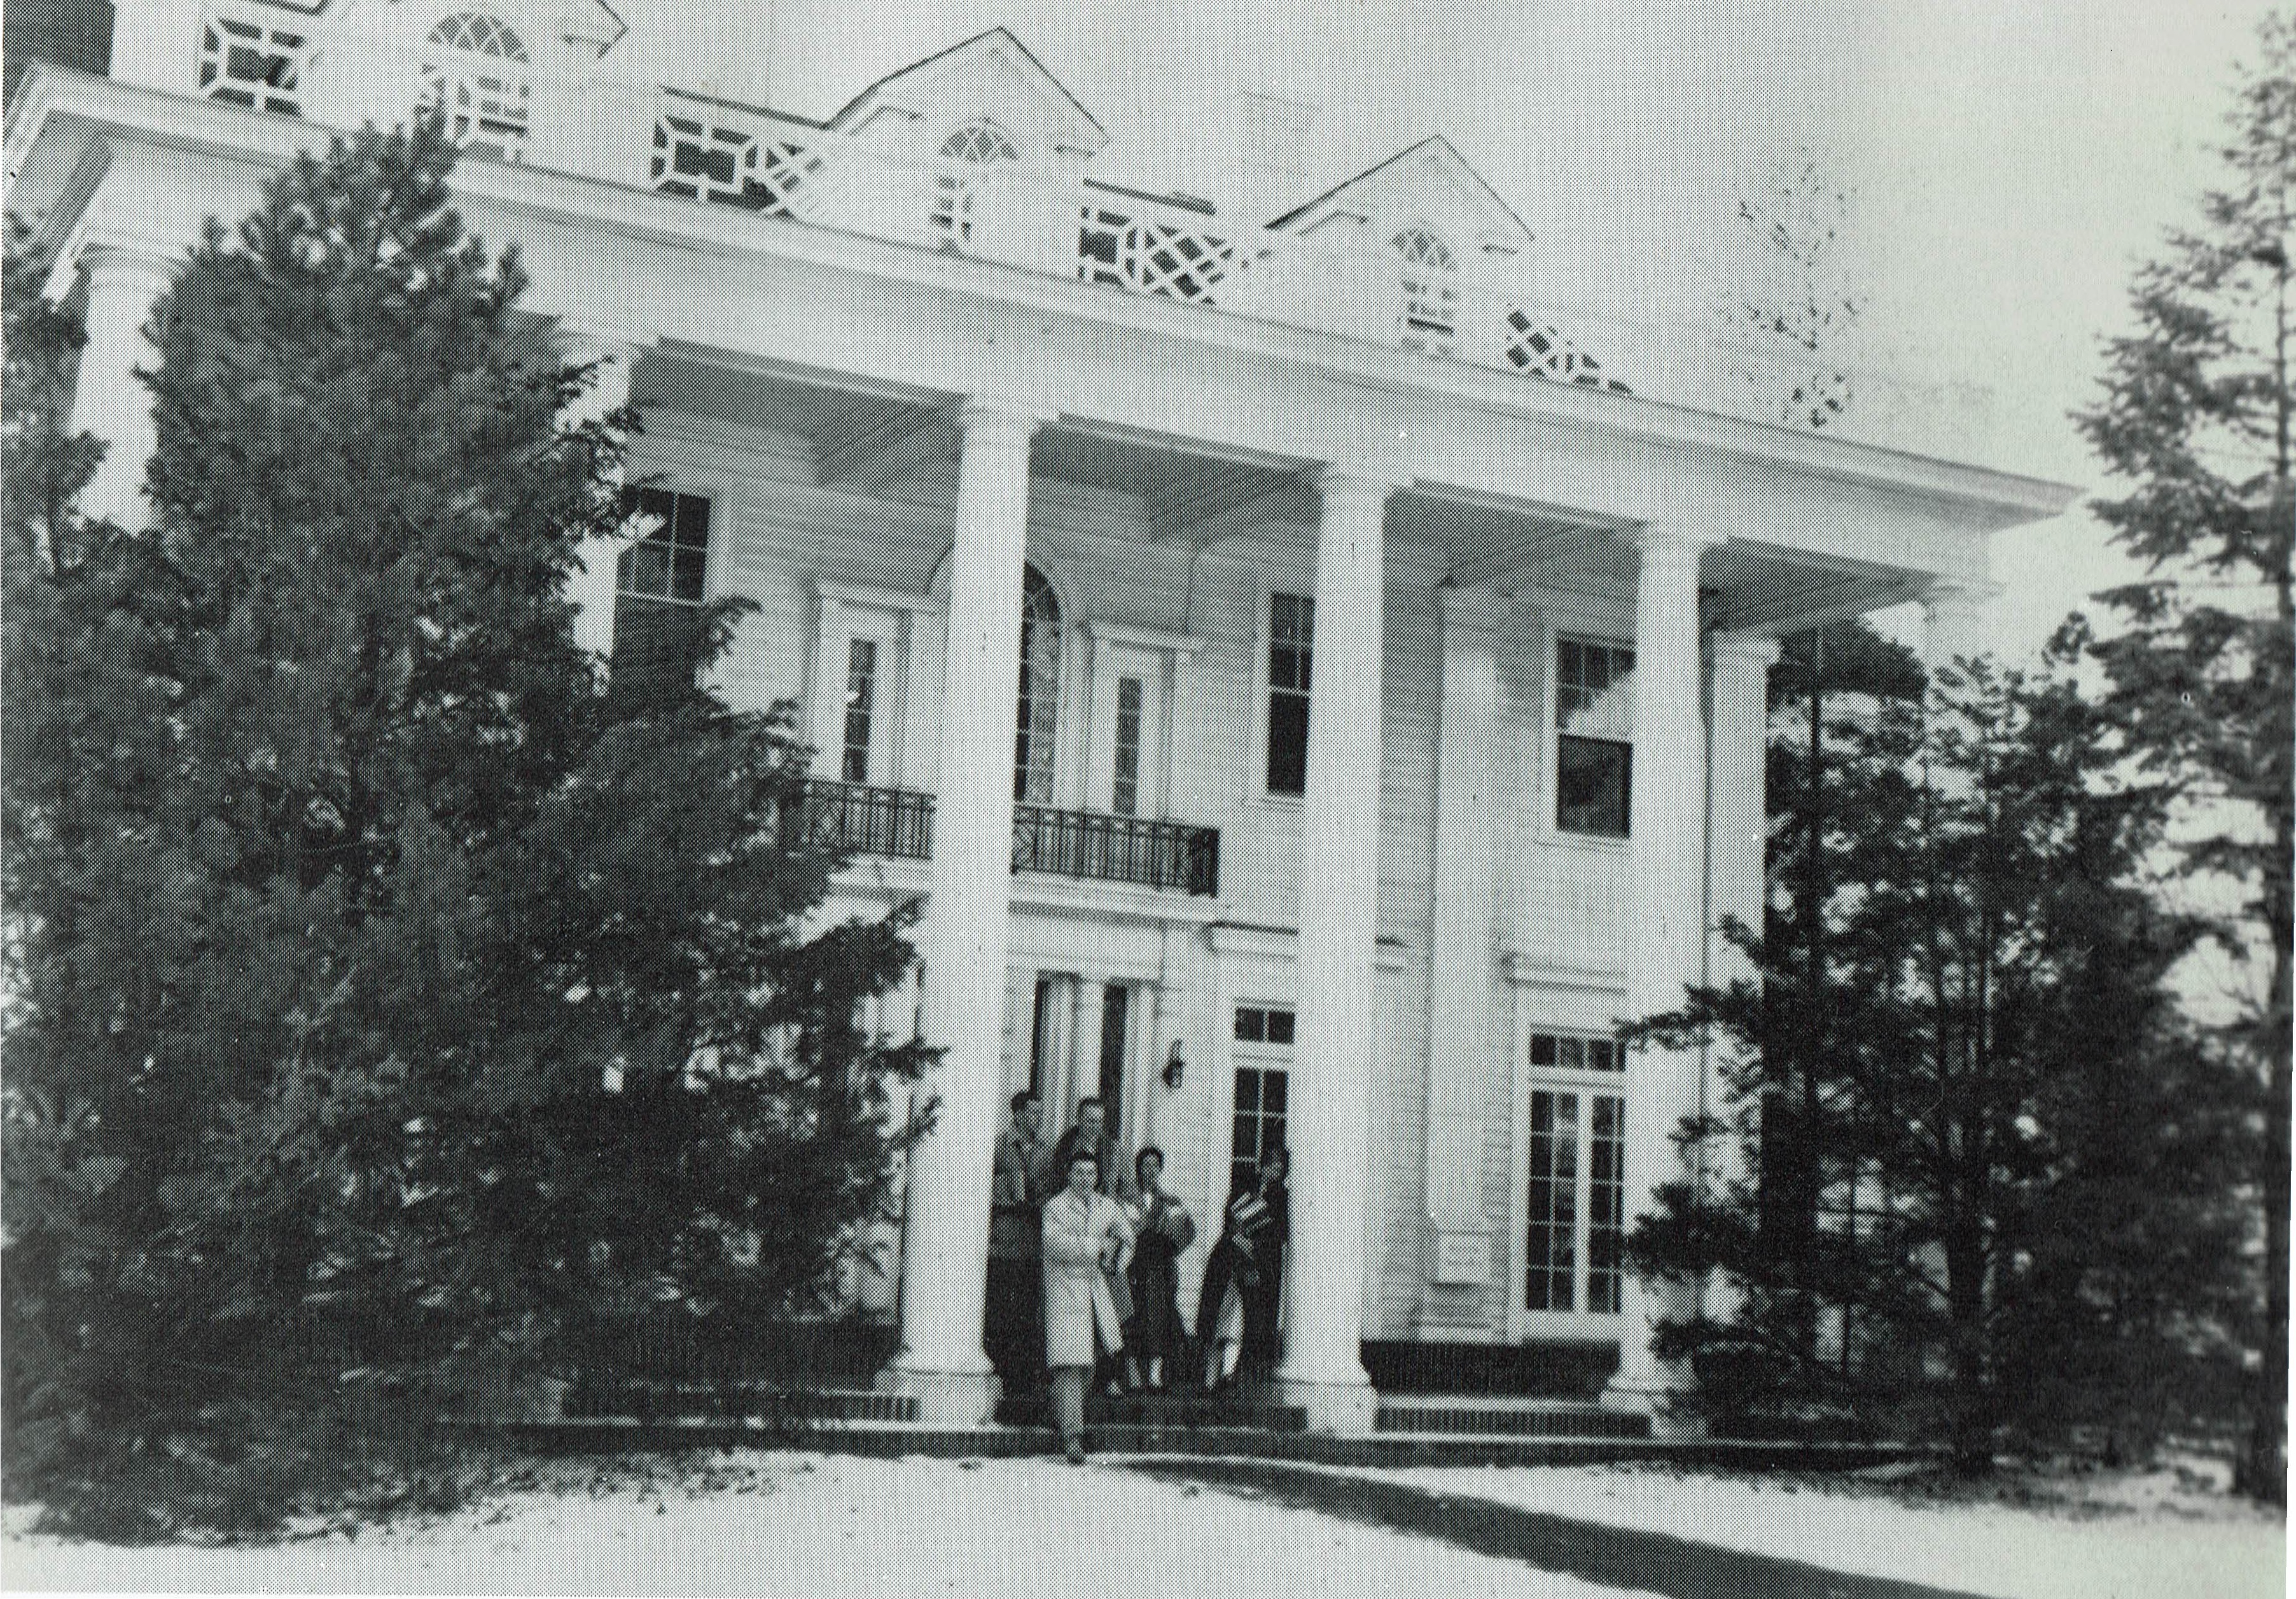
[3,1452,2283,1598]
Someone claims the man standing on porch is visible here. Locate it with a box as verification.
[986,1091,1050,1393]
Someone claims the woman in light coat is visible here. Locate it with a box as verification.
[1041,1145,1134,1462]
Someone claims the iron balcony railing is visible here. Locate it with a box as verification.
[791,778,1219,897]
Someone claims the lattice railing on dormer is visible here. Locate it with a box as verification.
[1499,306,1631,393]
[1075,203,1257,306]
[197,10,309,116]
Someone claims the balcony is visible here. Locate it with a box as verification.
[174,0,1992,463]
[792,778,1220,898]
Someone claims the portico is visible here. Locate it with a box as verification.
[8,7,2080,1438]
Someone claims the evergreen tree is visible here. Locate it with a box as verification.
[1625,659,2247,1474]
[1,119,927,1539]
[2072,8,2293,1502]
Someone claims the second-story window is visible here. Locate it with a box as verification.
[1555,637,1634,837]
[1265,592,1314,796]
[1110,675,1145,816]
[1392,227,1458,353]
[612,487,712,704]
[841,638,878,783]
[423,12,531,162]
[933,120,1020,242]
[1013,563,1061,804]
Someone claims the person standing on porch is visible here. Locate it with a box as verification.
[1195,1149,1290,1391]
[1041,1146,1132,1463]
[986,1091,1050,1393]
[1048,1096,1127,1199]
[1122,1146,1195,1392]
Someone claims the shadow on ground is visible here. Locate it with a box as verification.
[1124,1460,1991,1599]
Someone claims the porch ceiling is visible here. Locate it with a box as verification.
[634,350,1932,635]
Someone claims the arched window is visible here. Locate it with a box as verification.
[933,120,1020,241]
[1391,226,1458,352]
[1013,563,1061,803]
[424,12,531,161]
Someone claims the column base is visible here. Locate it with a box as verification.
[1599,1373,1709,1441]
[1274,1369,1379,1436]
[877,1356,1001,1428]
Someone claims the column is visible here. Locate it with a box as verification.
[1419,582,1505,1332]
[1275,465,1397,1434]
[1703,631,1781,1332]
[71,244,178,532]
[552,324,648,661]
[882,400,1041,1425]
[1071,979,1108,1132]
[1604,523,1721,1434]
[1921,577,1996,681]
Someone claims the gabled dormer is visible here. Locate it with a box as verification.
[1267,135,1530,262]
[824,27,1107,170]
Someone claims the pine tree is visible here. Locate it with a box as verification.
[2072,9,2293,1502]
[1625,659,2246,1473]
[1,119,927,1538]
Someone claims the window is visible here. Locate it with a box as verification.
[1014,564,1061,803]
[1555,637,1634,837]
[1265,592,1314,796]
[841,638,878,783]
[1529,1031,1622,1074]
[612,488,712,703]
[1526,1089,1625,1313]
[422,12,529,160]
[933,120,1019,241]
[1111,675,1145,815]
[1230,1005,1294,1197]
[1392,227,1458,353]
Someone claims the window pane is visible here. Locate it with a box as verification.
[1261,1072,1286,1113]
[842,638,877,784]
[1265,1009,1295,1047]
[1112,675,1143,816]
[609,596,706,706]
[1588,1094,1626,1314]
[1557,1036,1585,1072]
[1530,1033,1557,1068]
[1268,691,1309,795]
[1557,735,1631,837]
[1235,1007,1265,1044]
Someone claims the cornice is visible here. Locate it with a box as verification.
[10,66,2083,531]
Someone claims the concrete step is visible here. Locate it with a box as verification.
[567,1379,918,1425]
[1374,1397,1649,1439]
[996,1386,1307,1432]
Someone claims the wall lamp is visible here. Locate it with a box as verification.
[1162,1040,1186,1091]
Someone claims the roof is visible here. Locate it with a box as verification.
[1265,135,1533,242]
[824,27,1106,148]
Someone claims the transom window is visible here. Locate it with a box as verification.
[1265,592,1314,796]
[1231,1005,1294,1196]
[933,120,1020,241]
[428,11,526,57]
[1392,227,1458,351]
[1529,1030,1623,1074]
[1013,564,1061,804]
[1555,637,1635,838]
[611,488,712,702]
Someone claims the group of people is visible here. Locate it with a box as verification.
[987,1091,1290,1463]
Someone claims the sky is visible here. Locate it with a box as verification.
[658,0,2283,663]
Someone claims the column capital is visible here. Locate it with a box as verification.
[1709,631,1783,671]
[957,398,1054,447]
[1316,463,1410,505]
[78,237,179,296]
[550,318,655,364]
[1921,575,2002,612]
[1630,522,1724,562]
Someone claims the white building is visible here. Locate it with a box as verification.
[4,5,2075,1435]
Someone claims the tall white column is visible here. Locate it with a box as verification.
[1921,577,1996,681]
[1275,465,1397,1435]
[882,400,1040,1425]
[71,244,177,533]
[552,324,648,662]
[1605,523,1721,1434]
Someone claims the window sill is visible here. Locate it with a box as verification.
[1536,827,1631,856]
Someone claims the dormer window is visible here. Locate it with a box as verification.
[1391,227,1458,354]
[933,120,1021,242]
[423,12,531,162]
